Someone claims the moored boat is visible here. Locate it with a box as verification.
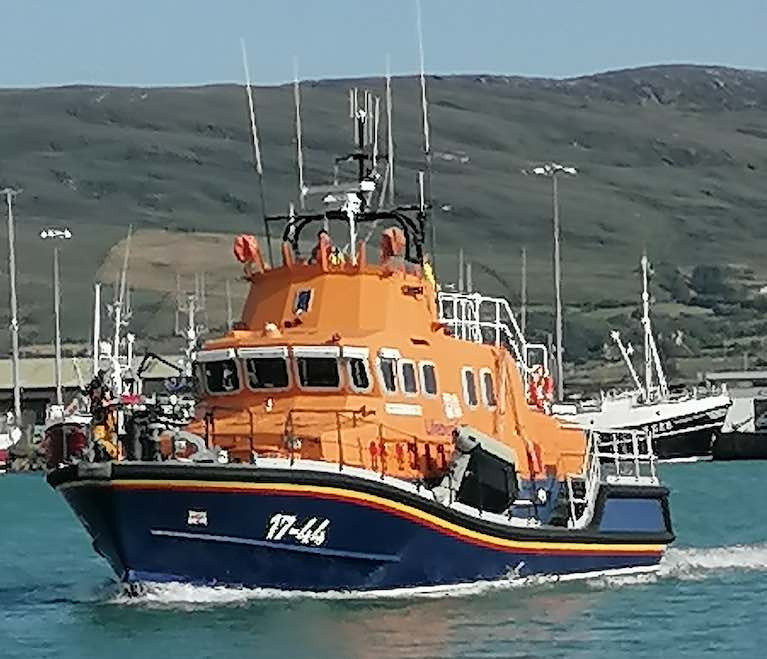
[554,255,731,460]
[46,82,674,592]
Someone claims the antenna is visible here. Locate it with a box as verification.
[521,247,527,337]
[176,276,208,375]
[111,225,133,395]
[225,279,233,330]
[385,55,395,204]
[372,96,380,168]
[240,38,273,266]
[293,56,306,209]
[416,0,434,267]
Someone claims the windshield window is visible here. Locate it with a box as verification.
[246,357,289,390]
[203,360,240,393]
[297,357,340,388]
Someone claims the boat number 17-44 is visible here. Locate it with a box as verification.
[265,513,330,546]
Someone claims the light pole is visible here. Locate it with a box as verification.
[40,227,72,406]
[530,163,577,401]
[2,188,22,422]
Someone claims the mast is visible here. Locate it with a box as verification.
[641,253,653,399]
[92,282,101,377]
[53,246,62,405]
[3,188,22,421]
[458,248,464,292]
[466,260,473,293]
[112,225,132,395]
[552,173,564,401]
[240,39,273,267]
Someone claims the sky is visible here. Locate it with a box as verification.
[1,0,766,88]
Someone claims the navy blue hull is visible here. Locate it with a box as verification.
[51,464,673,591]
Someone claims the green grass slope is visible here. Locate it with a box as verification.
[1,64,767,385]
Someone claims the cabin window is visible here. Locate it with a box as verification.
[245,357,290,390]
[203,359,240,394]
[399,360,418,395]
[378,357,398,393]
[348,358,371,392]
[294,289,313,314]
[296,357,340,388]
[420,362,438,396]
[480,369,497,408]
[462,368,478,408]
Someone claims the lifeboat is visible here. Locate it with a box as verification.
[46,87,674,592]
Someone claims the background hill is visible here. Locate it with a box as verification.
[2,64,767,390]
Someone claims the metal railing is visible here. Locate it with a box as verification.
[566,429,658,529]
[437,291,547,374]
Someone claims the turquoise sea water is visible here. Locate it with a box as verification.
[2,463,767,658]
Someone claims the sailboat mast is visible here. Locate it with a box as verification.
[53,247,63,405]
[3,188,22,421]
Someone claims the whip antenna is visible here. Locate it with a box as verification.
[416,0,434,267]
[385,55,395,204]
[293,56,306,209]
[240,38,273,265]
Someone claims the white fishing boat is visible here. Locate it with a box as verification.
[554,255,731,460]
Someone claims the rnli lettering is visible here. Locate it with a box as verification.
[265,513,330,546]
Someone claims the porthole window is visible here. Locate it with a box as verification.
[480,368,497,408]
[378,357,398,393]
[462,368,478,408]
[348,358,371,392]
[420,362,438,396]
[399,360,418,396]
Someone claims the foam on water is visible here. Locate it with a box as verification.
[110,543,767,608]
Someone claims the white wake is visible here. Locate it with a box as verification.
[111,544,767,607]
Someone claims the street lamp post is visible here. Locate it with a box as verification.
[530,163,577,402]
[2,188,22,422]
[40,227,72,406]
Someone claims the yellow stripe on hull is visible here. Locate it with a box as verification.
[61,477,666,555]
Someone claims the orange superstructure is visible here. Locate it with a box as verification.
[187,231,588,484]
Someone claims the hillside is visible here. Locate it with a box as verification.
[2,64,767,386]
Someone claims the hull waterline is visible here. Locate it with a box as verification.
[49,462,673,592]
